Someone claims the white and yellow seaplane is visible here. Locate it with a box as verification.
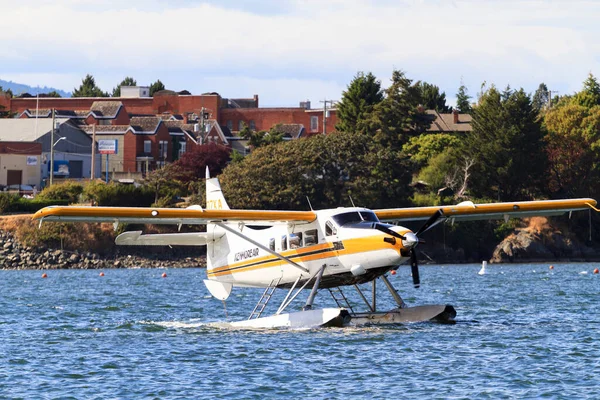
[33,169,597,329]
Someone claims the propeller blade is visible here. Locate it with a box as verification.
[415,209,445,236]
[410,249,421,288]
[375,223,406,240]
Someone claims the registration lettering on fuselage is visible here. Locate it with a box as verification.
[207,199,223,210]
[234,247,259,262]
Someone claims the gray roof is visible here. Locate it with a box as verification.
[90,101,123,118]
[0,118,71,141]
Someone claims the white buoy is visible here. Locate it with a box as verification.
[478,261,487,275]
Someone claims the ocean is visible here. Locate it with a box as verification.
[2,263,599,399]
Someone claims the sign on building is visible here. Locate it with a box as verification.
[26,156,38,166]
[98,139,118,154]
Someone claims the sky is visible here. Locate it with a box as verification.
[2,0,600,107]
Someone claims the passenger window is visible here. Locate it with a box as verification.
[304,229,318,246]
[269,238,275,251]
[289,232,302,249]
[281,235,288,251]
[325,221,336,237]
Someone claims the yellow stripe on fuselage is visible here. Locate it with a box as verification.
[207,231,409,278]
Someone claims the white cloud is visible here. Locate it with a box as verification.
[1,0,600,104]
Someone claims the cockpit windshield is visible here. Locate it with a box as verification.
[332,211,379,227]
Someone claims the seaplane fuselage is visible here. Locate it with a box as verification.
[206,207,416,289]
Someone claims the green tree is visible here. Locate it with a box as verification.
[219,131,414,210]
[144,163,188,205]
[464,87,548,200]
[573,73,600,108]
[403,133,461,168]
[72,74,109,97]
[362,70,431,148]
[241,123,285,148]
[544,103,600,198]
[531,83,549,111]
[335,71,383,133]
[150,80,165,96]
[416,81,451,113]
[456,84,472,113]
[112,76,137,97]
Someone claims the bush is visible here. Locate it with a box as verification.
[0,193,20,213]
[16,219,116,253]
[83,181,155,207]
[37,181,84,204]
[0,193,69,213]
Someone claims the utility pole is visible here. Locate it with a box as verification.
[320,99,336,135]
[90,124,96,180]
[50,108,55,186]
[547,90,559,110]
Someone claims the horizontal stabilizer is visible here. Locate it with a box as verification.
[115,231,209,246]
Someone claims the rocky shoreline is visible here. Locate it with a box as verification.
[0,231,206,270]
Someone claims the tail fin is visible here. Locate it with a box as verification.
[205,166,230,210]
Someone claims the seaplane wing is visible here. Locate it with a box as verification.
[374,198,597,223]
[33,206,317,226]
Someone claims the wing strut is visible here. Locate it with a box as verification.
[214,222,309,274]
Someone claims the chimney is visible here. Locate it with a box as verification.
[453,109,459,124]
[253,94,259,108]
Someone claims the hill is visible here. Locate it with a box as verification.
[0,78,71,97]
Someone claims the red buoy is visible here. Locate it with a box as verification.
[162,272,167,278]
[594,268,599,274]
[41,273,48,278]
[549,265,554,270]
[99,272,105,277]
[390,270,397,275]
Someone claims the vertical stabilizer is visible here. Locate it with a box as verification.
[206,172,230,210]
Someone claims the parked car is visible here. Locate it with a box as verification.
[6,184,36,196]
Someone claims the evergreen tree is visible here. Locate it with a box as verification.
[455,84,472,113]
[72,74,108,97]
[416,81,451,112]
[573,73,600,108]
[112,76,137,97]
[150,80,165,96]
[363,70,431,148]
[531,83,549,111]
[464,87,547,200]
[335,71,383,133]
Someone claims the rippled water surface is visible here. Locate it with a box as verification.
[2,263,600,399]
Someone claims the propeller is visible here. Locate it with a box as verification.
[405,209,445,288]
[374,223,406,240]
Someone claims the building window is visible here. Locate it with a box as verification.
[179,141,186,158]
[159,140,168,159]
[249,120,256,130]
[99,119,111,126]
[238,120,245,131]
[144,140,151,154]
[310,116,319,132]
[156,161,166,168]
[227,120,233,130]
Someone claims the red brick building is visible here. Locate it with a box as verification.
[0,89,471,175]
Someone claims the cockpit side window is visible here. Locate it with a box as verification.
[325,221,337,236]
[281,235,288,251]
[332,211,379,227]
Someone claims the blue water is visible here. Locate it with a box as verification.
[2,263,600,399]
